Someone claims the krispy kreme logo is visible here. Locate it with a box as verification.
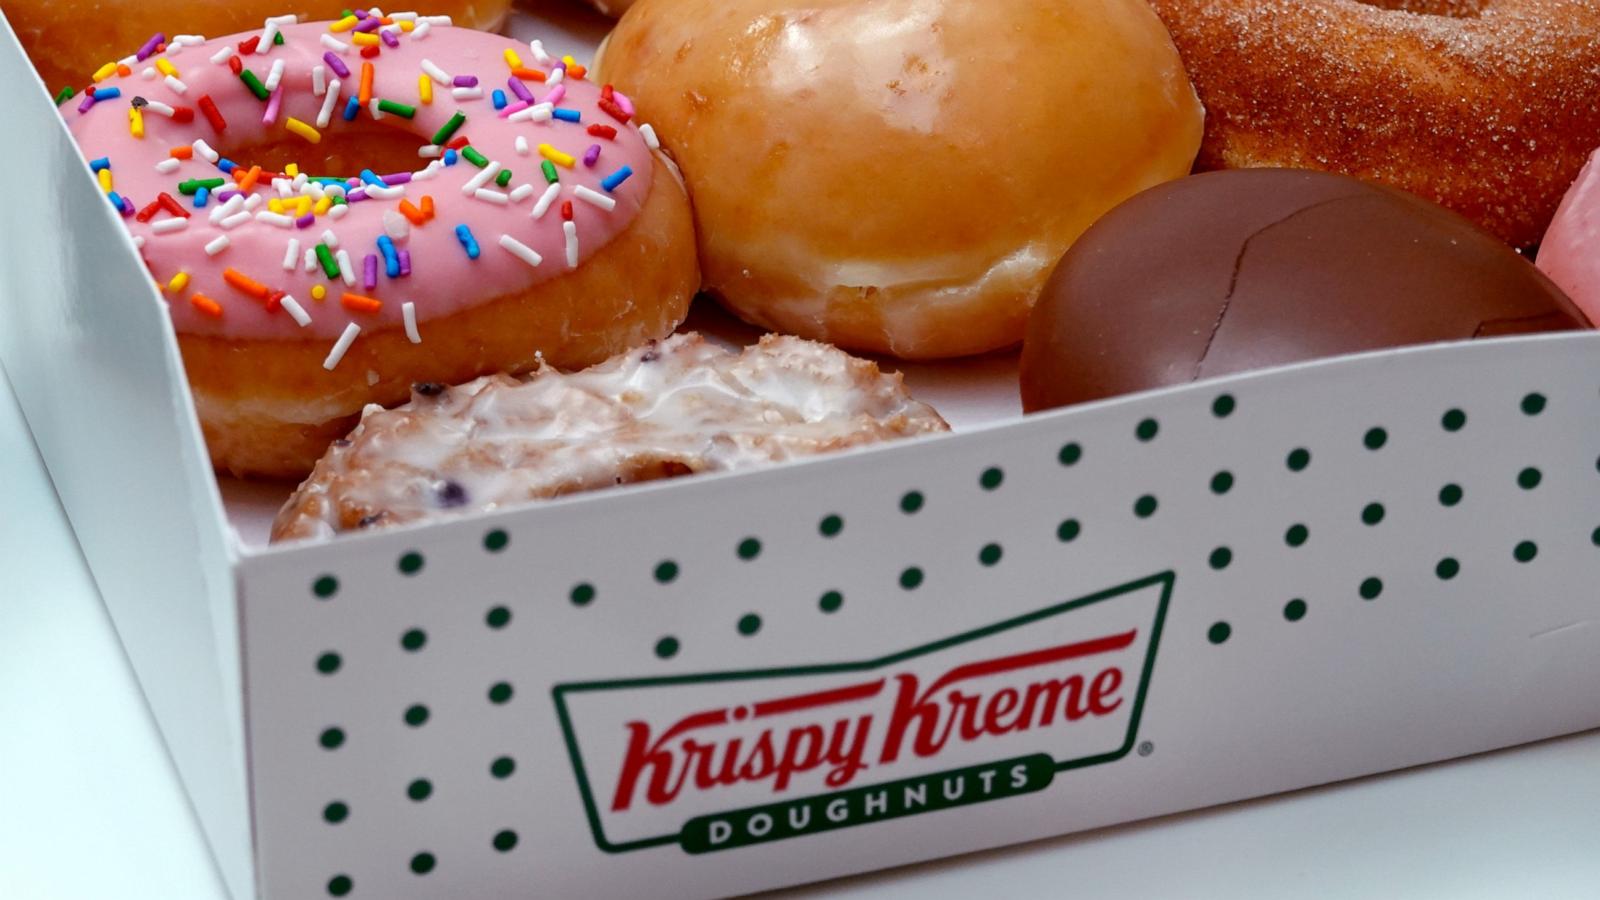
[554,573,1172,854]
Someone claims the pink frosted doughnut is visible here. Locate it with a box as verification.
[1538,147,1600,324]
[64,17,698,478]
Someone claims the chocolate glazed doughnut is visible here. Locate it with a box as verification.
[1147,0,1600,246]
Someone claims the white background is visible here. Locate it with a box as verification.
[5,366,1600,899]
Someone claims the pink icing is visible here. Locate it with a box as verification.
[68,21,655,341]
[1538,147,1600,325]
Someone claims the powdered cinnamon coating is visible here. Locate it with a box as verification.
[1148,0,1600,246]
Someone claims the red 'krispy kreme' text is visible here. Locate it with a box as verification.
[608,630,1136,812]
[879,668,1122,763]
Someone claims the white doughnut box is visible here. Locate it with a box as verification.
[3,5,1599,900]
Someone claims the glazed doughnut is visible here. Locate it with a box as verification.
[1147,0,1600,247]
[599,0,1203,359]
[11,4,511,99]
[271,333,949,540]
[65,18,698,478]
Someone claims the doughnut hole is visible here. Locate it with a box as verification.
[1353,0,1488,16]
[214,118,428,180]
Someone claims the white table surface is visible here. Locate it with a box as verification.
[3,363,1599,900]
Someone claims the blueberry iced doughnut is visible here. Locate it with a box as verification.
[271,333,949,540]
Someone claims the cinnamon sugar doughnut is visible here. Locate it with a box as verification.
[1147,0,1600,246]
[271,333,949,541]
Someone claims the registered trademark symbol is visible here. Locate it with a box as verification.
[1137,741,1154,757]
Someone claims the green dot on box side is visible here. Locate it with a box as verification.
[900,567,924,590]
[1207,622,1231,644]
[1284,599,1307,622]
[654,636,680,659]
[1440,484,1463,506]
[1287,448,1311,471]
[1364,427,1388,450]
[319,727,344,750]
[1441,408,1466,431]
[327,875,352,897]
[737,537,762,560]
[1212,394,1235,418]
[980,467,1004,490]
[1057,518,1081,542]
[1210,471,1233,495]
[398,551,424,575]
[401,628,426,651]
[570,583,595,605]
[1436,557,1460,580]
[1518,467,1542,490]
[1362,502,1385,526]
[1521,392,1546,415]
[491,756,515,778]
[979,543,1003,566]
[737,613,761,636]
[1285,524,1309,547]
[313,575,339,599]
[486,605,511,629]
[410,852,435,875]
[494,830,519,852]
[1360,577,1384,600]
[819,514,843,537]
[483,529,509,552]
[819,591,843,613]
[1514,540,1538,563]
[1208,547,1232,570]
[316,652,341,675]
[407,779,431,801]
[1135,418,1159,442]
[1134,495,1158,518]
[1592,526,1600,546]
[404,704,429,727]
[323,801,348,824]
[1058,442,1082,466]
[654,561,678,583]
[900,490,924,513]
[488,682,513,704]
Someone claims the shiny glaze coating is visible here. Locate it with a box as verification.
[601,0,1203,358]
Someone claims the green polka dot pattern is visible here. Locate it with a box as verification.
[254,343,1600,898]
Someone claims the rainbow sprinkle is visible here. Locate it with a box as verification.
[63,11,651,368]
